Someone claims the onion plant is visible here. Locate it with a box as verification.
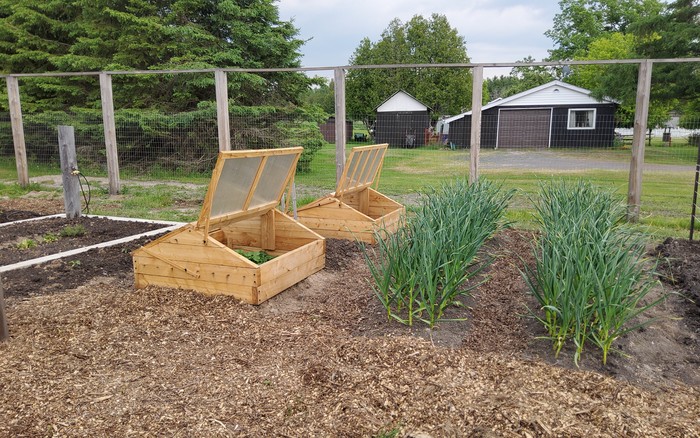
[523,180,664,365]
[361,178,513,328]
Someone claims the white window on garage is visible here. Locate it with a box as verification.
[568,108,596,129]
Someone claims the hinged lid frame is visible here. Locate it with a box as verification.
[335,143,388,197]
[196,147,302,235]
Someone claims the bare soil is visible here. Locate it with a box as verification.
[0,216,167,267]
[1,200,699,437]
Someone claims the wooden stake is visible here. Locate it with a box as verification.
[99,72,121,195]
[469,66,484,185]
[58,126,82,218]
[334,68,347,184]
[215,70,231,152]
[6,76,29,187]
[627,60,652,222]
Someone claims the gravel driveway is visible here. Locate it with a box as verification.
[477,149,694,173]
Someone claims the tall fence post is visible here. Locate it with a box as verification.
[469,65,484,185]
[0,276,8,342]
[6,76,29,187]
[334,67,347,184]
[215,69,231,152]
[58,125,81,219]
[99,72,121,195]
[627,59,652,222]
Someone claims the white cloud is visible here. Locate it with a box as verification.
[276,0,560,76]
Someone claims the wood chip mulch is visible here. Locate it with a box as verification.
[1,231,699,437]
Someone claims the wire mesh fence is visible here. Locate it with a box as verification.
[1,65,699,235]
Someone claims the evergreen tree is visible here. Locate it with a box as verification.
[0,0,310,111]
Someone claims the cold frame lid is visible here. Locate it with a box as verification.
[196,147,302,230]
[334,143,388,197]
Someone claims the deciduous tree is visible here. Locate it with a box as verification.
[346,14,473,118]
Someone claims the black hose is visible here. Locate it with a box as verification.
[77,173,91,215]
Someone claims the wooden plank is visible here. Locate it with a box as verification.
[374,209,405,234]
[275,210,324,240]
[296,196,337,211]
[334,67,347,183]
[296,217,377,234]
[469,65,483,185]
[242,155,268,210]
[133,257,259,287]
[369,188,401,206]
[367,205,401,218]
[259,239,324,281]
[256,253,325,304]
[99,72,121,194]
[308,226,374,243]
[57,126,82,219]
[134,272,257,303]
[138,247,200,278]
[6,76,28,187]
[215,70,231,152]
[139,241,254,268]
[358,187,369,215]
[628,59,652,222]
[207,202,277,229]
[296,202,371,221]
[151,226,224,248]
[218,146,303,159]
[197,152,225,230]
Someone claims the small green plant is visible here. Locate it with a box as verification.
[60,224,86,237]
[235,249,276,264]
[67,260,82,268]
[42,232,60,243]
[16,238,37,249]
[374,427,401,438]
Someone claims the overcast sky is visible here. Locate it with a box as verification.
[276,0,561,79]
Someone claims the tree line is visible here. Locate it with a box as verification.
[1,0,698,165]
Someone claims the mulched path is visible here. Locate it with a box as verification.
[1,203,699,436]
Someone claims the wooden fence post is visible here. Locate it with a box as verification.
[6,76,29,187]
[469,65,484,185]
[1,276,8,341]
[334,67,347,184]
[58,125,81,219]
[627,60,653,222]
[215,70,231,152]
[99,72,121,195]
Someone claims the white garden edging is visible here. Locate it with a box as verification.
[0,215,185,273]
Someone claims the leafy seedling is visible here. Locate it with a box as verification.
[61,224,86,237]
[42,232,60,243]
[235,249,276,264]
[16,239,37,250]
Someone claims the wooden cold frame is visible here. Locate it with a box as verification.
[296,144,405,244]
[132,147,325,304]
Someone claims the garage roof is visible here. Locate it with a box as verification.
[444,80,616,124]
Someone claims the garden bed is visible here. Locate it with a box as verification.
[1,201,699,436]
[0,216,172,268]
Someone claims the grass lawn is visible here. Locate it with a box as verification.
[2,142,698,239]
